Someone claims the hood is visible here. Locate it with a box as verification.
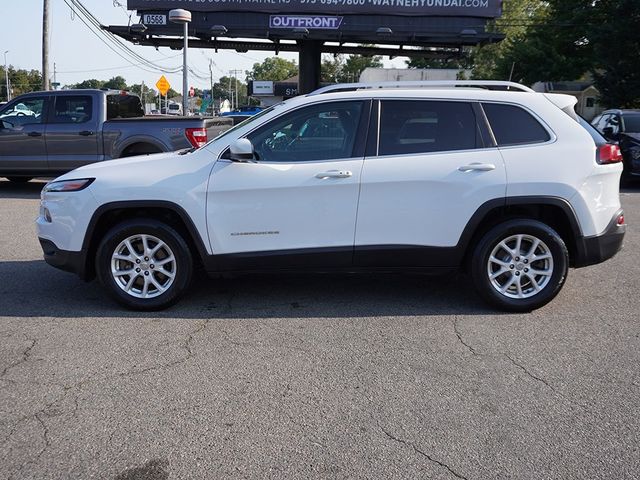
[621,132,640,143]
[54,151,186,182]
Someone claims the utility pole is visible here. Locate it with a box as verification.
[141,80,145,112]
[3,51,9,102]
[42,0,50,90]
[53,62,57,89]
[229,69,243,110]
[228,75,232,111]
[209,59,214,115]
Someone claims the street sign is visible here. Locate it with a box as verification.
[156,75,170,96]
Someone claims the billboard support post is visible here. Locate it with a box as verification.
[298,40,322,95]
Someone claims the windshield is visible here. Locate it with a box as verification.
[206,104,280,145]
[623,114,640,133]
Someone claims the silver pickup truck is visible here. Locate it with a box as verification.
[0,89,232,182]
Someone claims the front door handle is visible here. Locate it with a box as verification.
[27,131,42,137]
[315,170,353,179]
[458,163,496,172]
[79,131,95,136]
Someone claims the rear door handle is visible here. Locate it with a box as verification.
[315,170,353,179]
[458,163,496,172]
[27,131,42,137]
[79,131,95,136]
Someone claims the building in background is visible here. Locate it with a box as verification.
[532,82,602,120]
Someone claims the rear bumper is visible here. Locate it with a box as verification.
[39,238,88,280]
[573,210,625,267]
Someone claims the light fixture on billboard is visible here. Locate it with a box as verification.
[460,29,478,38]
[210,25,228,37]
[292,28,309,39]
[130,23,148,34]
[376,27,393,37]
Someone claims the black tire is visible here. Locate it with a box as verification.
[6,177,33,183]
[96,219,193,311]
[470,219,569,312]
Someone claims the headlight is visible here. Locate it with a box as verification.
[43,178,95,193]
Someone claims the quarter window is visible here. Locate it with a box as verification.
[483,103,550,146]
[246,101,363,162]
[378,100,479,156]
[53,96,93,124]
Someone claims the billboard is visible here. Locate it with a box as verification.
[127,0,502,18]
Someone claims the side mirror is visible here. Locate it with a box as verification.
[229,138,255,162]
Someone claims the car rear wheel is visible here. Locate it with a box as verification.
[96,219,193,310]
[471,219,569,312]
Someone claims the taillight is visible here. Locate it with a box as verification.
[597,143,623,164]
[185,127,207,149]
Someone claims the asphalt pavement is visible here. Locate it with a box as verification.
[0,178,638,479]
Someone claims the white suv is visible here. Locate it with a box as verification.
[36,81,626,311]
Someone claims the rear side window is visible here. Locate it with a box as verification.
[483,103,550,146]
[53,96,92,124]
[578,117,606,146]
[378,100,480,156]
[107,94,144,119]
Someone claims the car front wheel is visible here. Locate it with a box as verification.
[471,219,569,312]
[96,219,193,310]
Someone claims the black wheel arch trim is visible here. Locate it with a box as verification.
[78,200,210,280]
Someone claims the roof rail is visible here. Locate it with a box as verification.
[309,80,535,96]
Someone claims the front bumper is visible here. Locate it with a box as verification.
[573,210,625,267]
[39,238,88,280]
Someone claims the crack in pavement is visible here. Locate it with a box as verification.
[1,337,37,378]
[378,423,469,480]
[503,354,591,411]
[453,317,479,356]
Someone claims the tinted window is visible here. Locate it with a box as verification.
[578,117,606,146]
[0,97,47,126]
[378,100,479,156]
[53,96,92,124]
[483,103,550,146]
[107,94,144,119]
[605,115,621,135]
[623,114,640,133]
[247,101,363,162]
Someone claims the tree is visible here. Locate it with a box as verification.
[321,55,344,83]
[246,57,298,82]
[102,76,128,90]
[72,79,104,89]
[472,0,549,80]
[588,0,640,108]
[1,66,43,98]
[337,52,382,83]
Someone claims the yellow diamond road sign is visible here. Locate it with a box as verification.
[156,75,170,96]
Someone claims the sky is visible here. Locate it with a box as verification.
[0,1,406,93]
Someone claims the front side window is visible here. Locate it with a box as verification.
[483,103,551,146]
[605,115,621,135]
[0,97,47,126]
[378,100,479,156]
[53,96,93,124]
[246,101,363,162]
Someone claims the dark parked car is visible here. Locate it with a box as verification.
[592,109,640,180]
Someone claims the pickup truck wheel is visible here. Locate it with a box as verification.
[120,143,163,157]
[470,219,569,312]
[96,219,193,310]
[6,177,33,183]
